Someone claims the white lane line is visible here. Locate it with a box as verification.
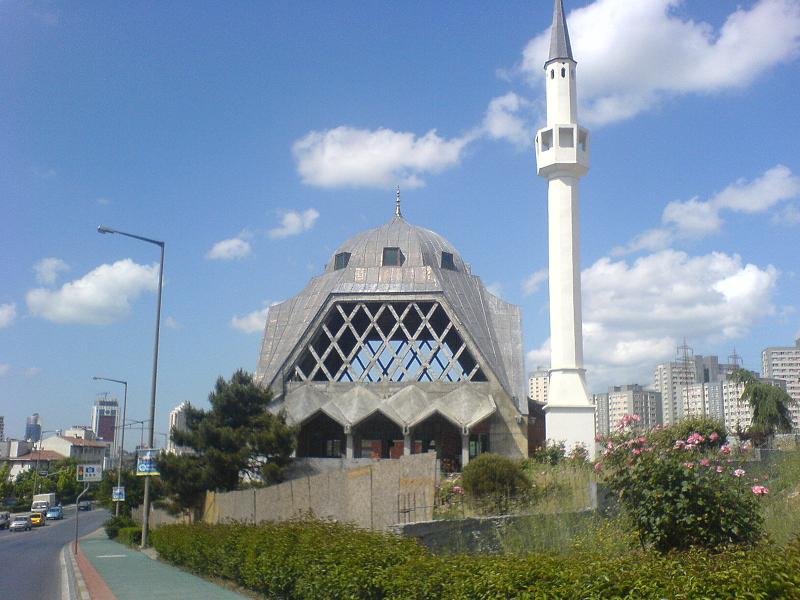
[96,554,127,558]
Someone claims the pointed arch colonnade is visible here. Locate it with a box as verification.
[287,383,496,469]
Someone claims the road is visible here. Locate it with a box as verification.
[0,504,110,600]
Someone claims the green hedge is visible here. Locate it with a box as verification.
[104,515,136,540]
[117,526,142,546]
[150,520,800,599]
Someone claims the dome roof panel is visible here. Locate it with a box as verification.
[326,215,466,274]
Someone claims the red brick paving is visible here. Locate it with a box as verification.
[75,544,118,600]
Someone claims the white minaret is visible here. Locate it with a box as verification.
[535,0,596,458]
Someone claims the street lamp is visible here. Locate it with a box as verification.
[93,376,128,517]
[98,225,164,548]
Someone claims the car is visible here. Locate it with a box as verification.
[46,506,64,520]
[0,511,10,530]
[77,500,92,511]
[9,515,32,532]
[30,512,46,527]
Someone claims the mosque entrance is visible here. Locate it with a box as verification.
[296,412,345,458]
[410,413,463,471]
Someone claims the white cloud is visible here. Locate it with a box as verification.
[26,259,159,325]
[522,269,548,296]
[33,257,70,285]
[0,303,16,328]
[520,0,800,125]
[164,316,182,330]
[206,235,252,260]
[0,363,10,376]
[662,197,723,237]
[528,249,778,389]
[269,209,320,239]
[25,367,42,377]
[293,126,475,189]
[231,307,270,334]
[615,166,800,254]
[611,228,673,256]
[482,92,533,147]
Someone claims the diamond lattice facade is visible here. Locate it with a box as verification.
[255,210,528,468]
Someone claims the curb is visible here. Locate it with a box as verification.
[61,544,91,600]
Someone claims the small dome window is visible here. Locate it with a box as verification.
[382,247,404,267]
[550,69,554,79]
[440,251,456,271]
[561,67,566,78]
[334,252,350,270]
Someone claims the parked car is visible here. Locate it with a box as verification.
[46,506,64,520]
[9,515,32,532]
[0,511,10,530]
[77,500,92,511]
[30,512,46,527]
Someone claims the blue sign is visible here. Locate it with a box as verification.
[136,449,160,477]
[112,486,125,501]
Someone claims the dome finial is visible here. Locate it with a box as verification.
[395,185,402,217]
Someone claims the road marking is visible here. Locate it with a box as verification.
[60,547,70,600]
[96,554,127,558]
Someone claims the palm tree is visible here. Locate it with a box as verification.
[731,368,795,445]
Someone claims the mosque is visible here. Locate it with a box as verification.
[255,0,595,467]
[255,193,529,469]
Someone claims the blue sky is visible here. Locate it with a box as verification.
[2,0,800,446]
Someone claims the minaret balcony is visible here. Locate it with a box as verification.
[535,124,590,178]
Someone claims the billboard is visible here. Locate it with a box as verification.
[136,449,160,477]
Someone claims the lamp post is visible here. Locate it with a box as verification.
[92,376,128,516]
[98,225,164,548]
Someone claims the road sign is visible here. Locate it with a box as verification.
[112,486,126,502]
[76,464,102,482]
[136,449,160,477]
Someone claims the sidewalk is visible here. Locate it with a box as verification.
[71,529,249,599]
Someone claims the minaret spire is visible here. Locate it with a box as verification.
[395,185,402,218]
[534,0,595,459]
[548,0,573,64]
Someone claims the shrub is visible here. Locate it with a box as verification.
[461,453,529,514]
[116,526,142,546]
[150,519,800,599]
[597,417,765,552]
[103,515,137,540]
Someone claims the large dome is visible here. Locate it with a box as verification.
[324,214,468,275]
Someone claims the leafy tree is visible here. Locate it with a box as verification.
[0,463,12,502]
[95,468,162,516]
[732,368,795,444]
[157,369,296,515]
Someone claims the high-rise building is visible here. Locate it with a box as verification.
[91,395,120,443]
[166,401,190,455]
[593,393,609,437]
[528,368,549,404]
[25,413,42,442]
[655,342,740,426]
[762,338,800,430]
[534,0,596,458]
[607,385,661,433]
[0,415,4,442]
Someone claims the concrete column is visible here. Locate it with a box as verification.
[403,433,411,456]
[345,433,354,459]
[461,433,470,469]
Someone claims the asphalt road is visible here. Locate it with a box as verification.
[0,504,110,600]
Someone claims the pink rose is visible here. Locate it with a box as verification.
[721,446,731,455]
[751,485,769,496]
[700,458,710,467]
[733,469,746,478]
[684,462,695,469]
[709,432,720,442]
[594,463,603,473]
[716,466,724,473]
[632,448,642,456]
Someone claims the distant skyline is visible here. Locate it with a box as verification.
[2,1,800,445]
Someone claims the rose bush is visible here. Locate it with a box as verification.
[596,417,766,552]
